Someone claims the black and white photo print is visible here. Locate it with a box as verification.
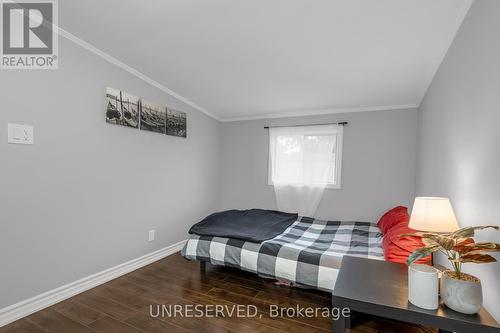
[106,87,140,128]
[166,108,187,138]
[140,100,166,134]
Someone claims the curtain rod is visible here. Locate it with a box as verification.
[264,121,348,129]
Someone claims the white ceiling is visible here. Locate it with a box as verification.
[59,0,472,121]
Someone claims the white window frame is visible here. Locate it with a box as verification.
[267,125,343,189]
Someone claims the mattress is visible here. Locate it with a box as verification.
[181,216,384,291]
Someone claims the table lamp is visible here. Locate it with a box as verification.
[407,197,459,310]
[409,197,459,233]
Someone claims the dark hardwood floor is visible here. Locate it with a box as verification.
[0,252,435,333]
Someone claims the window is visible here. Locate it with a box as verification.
[268,124,343,189]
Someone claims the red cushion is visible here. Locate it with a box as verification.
[377,206,409,234]
[387,224,424,253]
[380,206,431,264]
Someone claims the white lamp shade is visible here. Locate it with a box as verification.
[409,197,459,233]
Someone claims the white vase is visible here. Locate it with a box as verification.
[441,270,482,314]
[408,264,439,310]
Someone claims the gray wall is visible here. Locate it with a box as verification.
[416,0,500,321]
[0,37,221,308]
[219,109,418,222]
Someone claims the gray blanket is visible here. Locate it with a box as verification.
[188,209,298,242]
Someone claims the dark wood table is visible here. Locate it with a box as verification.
[331,256,500,333]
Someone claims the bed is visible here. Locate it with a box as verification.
[181,215,384,292]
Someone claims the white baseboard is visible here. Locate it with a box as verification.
[0,239,187,327]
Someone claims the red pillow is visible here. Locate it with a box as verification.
[379,206,431,264]
[384,224,431,264]
[387,224,424,252]
[377,206,409,234]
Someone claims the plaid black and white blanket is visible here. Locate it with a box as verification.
[181,217,383,291]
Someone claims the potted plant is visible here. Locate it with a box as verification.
[404,225,500,314]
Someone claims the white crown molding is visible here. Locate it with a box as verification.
[219,104,419,122]
[0,240,187,328]
[56,27,221,122]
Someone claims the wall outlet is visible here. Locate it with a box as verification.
[148,230,155,242]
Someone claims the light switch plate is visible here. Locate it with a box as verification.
[8,123,34,145]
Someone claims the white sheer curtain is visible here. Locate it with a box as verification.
[269,125,339,217]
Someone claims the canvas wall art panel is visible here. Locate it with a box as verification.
[140,100,166,134]
[167,108,187,138]
[106,87,140,128]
